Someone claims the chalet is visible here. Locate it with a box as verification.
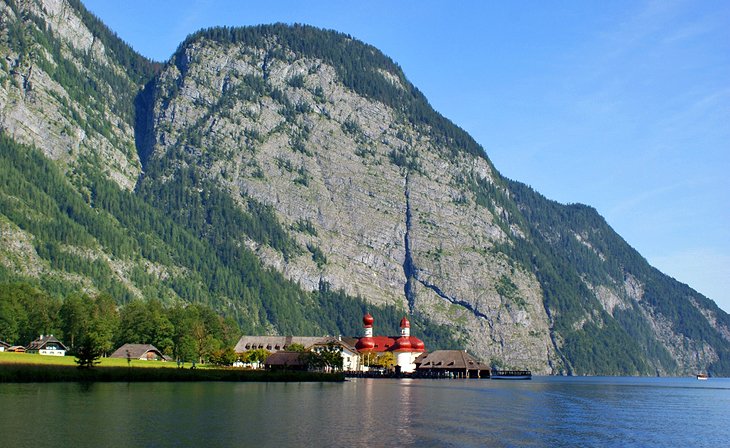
[415,350,491,378]
[6,346,26,353]
[0,340,9,352]
[27,335,67,356]
[110,344,168,361]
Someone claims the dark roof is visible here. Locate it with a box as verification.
[416,350,489,370]
[234,335,356,353]
[0,340,10,348]
[264,351,306,367]
[340,336,360,347]
[110,343,165,359]
[27,335,67,351]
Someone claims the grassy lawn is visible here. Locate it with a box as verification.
[0,351,181,368]
[0,352,344,383]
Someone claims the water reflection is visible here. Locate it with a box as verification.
[396,379,414,445]
[0,378,728,447]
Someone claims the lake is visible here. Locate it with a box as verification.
[0,376,728,447]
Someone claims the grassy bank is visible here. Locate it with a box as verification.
[0,353,344,383]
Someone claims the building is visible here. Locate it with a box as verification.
[415,350,491,378]
[234,336,333,353]
[264,351,307,371]
[26,335,67,356]
[354,314,426,373]
[234,335,359,370]
[110,343,168,361]
[308,338,360,371]
[0,340,9,352]
[233,315,426,373]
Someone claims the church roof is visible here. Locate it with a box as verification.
[354,335,425,353]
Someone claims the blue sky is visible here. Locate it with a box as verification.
[83,0,730,313]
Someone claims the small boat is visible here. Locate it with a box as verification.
[491,370,532,380]
[696,373,709,380]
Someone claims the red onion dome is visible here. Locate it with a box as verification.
[355,337,375,351]
[393,336,412,351]
[400,316,410,328]
[410,337,425,351]
[363,313,374,327]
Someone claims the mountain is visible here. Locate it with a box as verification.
[1,0,728,375]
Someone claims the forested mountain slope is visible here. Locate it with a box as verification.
[1,0,728,375]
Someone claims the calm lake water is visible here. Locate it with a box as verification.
[0,376,728,447]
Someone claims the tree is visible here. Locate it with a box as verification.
[209,347,237,366]
[75,332,104,368]
[3,283,61,345]
[373,352,395,370]
[287,343,307,352]
[60,294,90,351]
[175,334,197,364]
[319,343,344,371]
[302,350,325,371]
[90,293,119,356]
[117,299,173,354]
[303,343,343,372]
[242,348,270,365]
[0,293,25,344]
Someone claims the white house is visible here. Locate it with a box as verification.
[26,335,67,356]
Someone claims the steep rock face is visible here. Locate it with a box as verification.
[146,36,559,372]
[0,0,149,190]
[0,0,167,303]
[143,28,730,375]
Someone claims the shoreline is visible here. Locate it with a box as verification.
[0,363,344,383]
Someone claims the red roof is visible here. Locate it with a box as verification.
[400,317,410,328]
[393,336,412,351]
[355,336,425,353]
[363,313,374,327]
[355,336,375,351]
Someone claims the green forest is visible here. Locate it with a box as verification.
[0,133,458,352]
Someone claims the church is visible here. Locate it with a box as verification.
[233,313,426,373]
[354,313,426,373]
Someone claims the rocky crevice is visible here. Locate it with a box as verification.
[544,304,572,375]
[134,78,157,170]
[416,277,495,331]
[403,174,494,330]
[402,172,416,314]
[402,173,495,330]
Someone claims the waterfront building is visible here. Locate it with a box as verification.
[355,314,426,373]
[415,349,491,378]
[232,315,426,373]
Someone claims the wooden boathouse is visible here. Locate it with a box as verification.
[414,350,491,378]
